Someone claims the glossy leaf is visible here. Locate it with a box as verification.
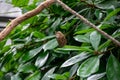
[75,29,94,34]
[96,0,118,9]
[61,52,91,67]
[35,52,49,68]
[25,71,41,80]
[60,22,71,30]
[87,72,106,80]
[74,35,90,43]
[20,46,42,63]
[95,10,103,20]
[98,40,111,51]
[0,45,11,54]
[54,49,70,54]
[11,73,22,80]
[106,54,120,80]
[61,20,76,30]
[77,56,100,77]
[51,18,61,29]
[69,64,79,78]
[21,24,30,31]
[48,74,67,80]
[90,31,101,50]
[39,35,55,42]
[18,63,37,73]
[43,39,58,51]
[12,44,24,50]
[48,18,61,35]
[0,40,6,49]
[0,0,120,80]
[41,67,56,80]
[4,39,12,46]
[56,45,93,52]
[33,31,45,39]
[0,53,13,69]
[104,8,120,21]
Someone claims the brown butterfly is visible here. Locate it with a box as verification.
[55,31,67,47]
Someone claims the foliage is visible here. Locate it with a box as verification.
[0,0,120,80]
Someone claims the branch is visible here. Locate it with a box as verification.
[0,0,55,41]
[56,0,120,47]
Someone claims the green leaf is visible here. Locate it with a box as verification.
[61,19,76,30]
[41,67,56,80]
[0,45,11,54]
[25,71,41,80]
[87,72,106,80]
[56,45,93,52]
[20,46,42,63]
[61,52,91,67]
[0,39,12,54]
[43,39,58,51]
[0,53,13,70]
[60,22,71,30]
[51,18,61,28]
[48,18,61,34]
[90,31,101,50]
[74,35,90,43]
[4,39,12,46]
[39,35,55,42]
[35,52,49,68]
[69,64,79,78]
[11,73,22,80]
[48,74,67,80]
[18,63,37,73]
[98,40,111,51]
[12,44,24,49]
[106,54,120,80]
[77,56,100,78]
[12,0,29,7]
[21,24,30,31]
[104,8,120,21]
[54,49,70,54]
[74,29,94,34]
[0,71,4,78]
[62,72,70,79]
[0,40,6,49]
[96,0,118,9]
[33,31,45,39]
[95,10,103,20]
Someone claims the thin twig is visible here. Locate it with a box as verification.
[56,0,120,47]
[0,0,55,41]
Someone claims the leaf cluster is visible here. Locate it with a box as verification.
[0,0,120,80]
